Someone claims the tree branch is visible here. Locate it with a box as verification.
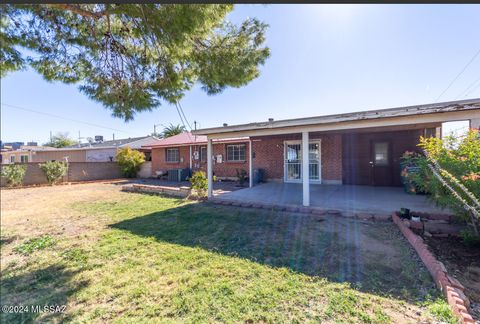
[46,4,106,19]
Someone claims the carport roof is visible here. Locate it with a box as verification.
[193,98,480,136]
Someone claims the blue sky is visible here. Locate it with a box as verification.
[1,4,479,143]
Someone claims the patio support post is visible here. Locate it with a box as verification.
[302,131,310,206]
[249,140,253,188]
[189,145,192,170]
[470,118,480,129]
[207,138,213,198]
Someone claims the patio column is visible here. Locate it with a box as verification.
[470,118,480,129]
[302,131,310,206]
[207,138,213,198]
[189,145,192,170]
[249,140,253,188]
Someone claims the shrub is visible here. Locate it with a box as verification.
[39,161,68,185]
[236,169,247,186]
[116,147,145,178]
[1,164,27,187]
[189,171,208,197]
[402,130,480,238]
[14,235,56,255]
[460,229,480,248]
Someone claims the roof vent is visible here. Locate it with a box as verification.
[268,118,274,122]
[223,123,228,127]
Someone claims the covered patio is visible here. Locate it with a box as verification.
[193,99,480,209]
[214,182,448,215]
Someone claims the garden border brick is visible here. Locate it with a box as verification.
[392,213,474,323]
[209,197,392,221]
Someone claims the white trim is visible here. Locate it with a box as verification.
[202,110,480,139]
[283,139,322,184]
[194,99,480,136]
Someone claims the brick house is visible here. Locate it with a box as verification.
[188,98,480,206]
[148,132,250,180]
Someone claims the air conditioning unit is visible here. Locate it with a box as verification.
[94,135,104,143]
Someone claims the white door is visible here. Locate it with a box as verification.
[284,140,321,183]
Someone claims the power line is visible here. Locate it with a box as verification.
[465,81,480,98]
[138,5,193,133]
[2,103,129,133]
[456,76,480,99]
[435,47,480,102]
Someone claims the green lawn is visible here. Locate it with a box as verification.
[1,189,456,323]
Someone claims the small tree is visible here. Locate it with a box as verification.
[43,132,77,148]
[189,171,208,198]
[116,147,145,178]
[39,161,68,185]
[1,164,27,187]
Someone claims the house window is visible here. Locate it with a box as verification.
[226,144,246,162]
[166,148,180,163]
[200,146,207,162]
[20,155,28,163]
[10,156,15,163]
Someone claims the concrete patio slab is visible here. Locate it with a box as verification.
[214,182,448,215]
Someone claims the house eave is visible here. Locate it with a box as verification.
[193,98,480,138]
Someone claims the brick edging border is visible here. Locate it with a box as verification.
[392,213,474,323]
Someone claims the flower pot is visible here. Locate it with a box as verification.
[411,215,421,222]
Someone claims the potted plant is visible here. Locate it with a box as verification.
[399,208,410,219]
[236,169,247,187]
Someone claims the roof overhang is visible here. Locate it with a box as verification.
[193,99,480,139]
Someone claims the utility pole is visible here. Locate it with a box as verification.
[50,131,52,142]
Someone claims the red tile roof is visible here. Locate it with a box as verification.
[145,132,248,148]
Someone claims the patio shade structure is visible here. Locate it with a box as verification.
[194,99,480,207]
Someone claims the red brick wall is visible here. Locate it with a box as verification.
[151,146,191,175]
[251,133,343,183]
[151,142,250,179]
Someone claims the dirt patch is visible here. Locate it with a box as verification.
[424,235,480,319]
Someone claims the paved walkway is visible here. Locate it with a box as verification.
[214,182,448,214]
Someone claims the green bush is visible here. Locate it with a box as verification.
[39,161,68,185]
[1,164,27,187]
[460,229,480,248]
[402,130,480,240]
[189,171,208,197]
[14,235,56,255]
[116,147,145,178]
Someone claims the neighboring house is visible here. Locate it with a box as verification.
[68,135,161,161]
[1,136,162,164]
[1,145,54,164]
[191,98,480,205]
[146,132,250,180]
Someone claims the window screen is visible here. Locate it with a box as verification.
[226,144,246,162]
[200,146,207,162]
[166,148,180,163]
